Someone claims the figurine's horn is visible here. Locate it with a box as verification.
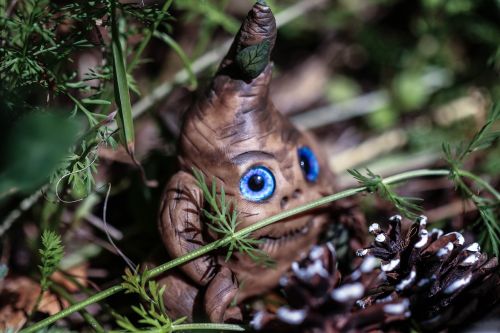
[179,1,279,161]
[218,0,277,81]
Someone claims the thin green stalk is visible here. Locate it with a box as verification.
[382,168,450,184]
[459,169,500,201]
[153,30,197,89]
[67,93,98,125]
[20,168,451,333]
[21,285,124,333]
[111,1,135,153]
[28,291,44,322]
[128,0,174,72]
[50,283,105,333]
[14,0,42,88]
[172,323,245,331]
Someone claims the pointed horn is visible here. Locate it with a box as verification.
[218,0,277,81]
[179,1,281,165]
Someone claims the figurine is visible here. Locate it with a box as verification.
[158,1,335,322]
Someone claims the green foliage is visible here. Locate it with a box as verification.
[443,104,500,163]
[193,168,274,266]
[117,267,184,333]
[0,0,93,92]
[1,0,112,199]
[0,113,80,199]
[0,0,189,200]
[235,40,271,79]
[443,103,500,256]
[38,230,64,291]
[117,267,244,332]
[392,71,430,111]
[153,30,197,89]
[173,0,237,57]
[348,169,423,219]
[176,0,238,34]
[111,1,135,156]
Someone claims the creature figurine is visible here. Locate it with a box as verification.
[158,0,336,322]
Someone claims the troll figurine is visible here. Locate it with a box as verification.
[158,1,336,322]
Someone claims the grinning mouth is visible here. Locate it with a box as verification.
[258,219,313,252]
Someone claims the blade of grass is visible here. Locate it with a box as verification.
[128,0,174,72]
[153,30,197,90]
[111,1,134,155]
[111,1,157,187]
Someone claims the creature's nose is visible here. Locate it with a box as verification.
[280,188,303,209]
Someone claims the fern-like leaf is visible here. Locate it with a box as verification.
[348,169,422,219]
[38,230,64,291]
[192,168,273,266]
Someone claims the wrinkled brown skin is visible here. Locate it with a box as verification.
[158,2,335,322]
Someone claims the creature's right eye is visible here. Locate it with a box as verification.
[239,166,275,202]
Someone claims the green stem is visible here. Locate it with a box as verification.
[21,285,124,333]
[20,168,451,333]
[153,31,197,89]
[67,93,98,125]
[50,283,105,333]
[459,170,500,201]
[27,289,44,322]
[128,0,174,72]
[172,323,245,331]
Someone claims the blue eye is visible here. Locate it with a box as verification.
[298,146,320,182]
[240,166,275,202]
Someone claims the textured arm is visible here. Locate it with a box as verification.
[158,171,215,285]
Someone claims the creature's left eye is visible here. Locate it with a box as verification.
[239,166,276,202]
[298,146,320,182]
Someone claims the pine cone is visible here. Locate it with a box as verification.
[250,215,499,332]
[250,243,409,332]
[357,215,499,331]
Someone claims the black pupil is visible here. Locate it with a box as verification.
[248,174,265,192]
[300,155,310,175]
